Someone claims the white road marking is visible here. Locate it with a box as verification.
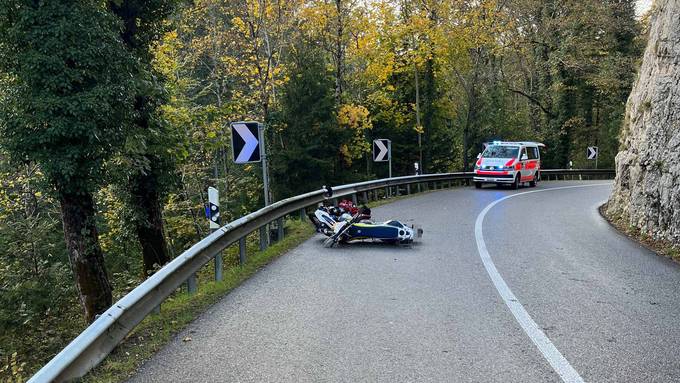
[475,183,611,383]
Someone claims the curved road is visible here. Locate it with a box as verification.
[130,181,680,382]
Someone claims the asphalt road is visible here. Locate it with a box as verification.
[129,181,680,383]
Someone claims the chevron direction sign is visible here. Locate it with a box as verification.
[231,121,261,163]
[373,139,391,162]
[587,146,598,160]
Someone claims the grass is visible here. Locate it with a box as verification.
[599,203,680,263]
[81,220,314,383]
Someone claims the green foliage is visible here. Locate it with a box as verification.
[502,0,642,169]
[0,352,26,382]
[0,1,136,195]
[269,44,355,198]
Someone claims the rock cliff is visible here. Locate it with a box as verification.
[607,0,680,244]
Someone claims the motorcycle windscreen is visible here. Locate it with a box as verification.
[347,223,400,239]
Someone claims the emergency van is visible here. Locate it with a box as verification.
[473,141,545,189]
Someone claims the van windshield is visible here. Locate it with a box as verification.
[482,145,519,159]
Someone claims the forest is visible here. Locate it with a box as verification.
[0,0,645,378]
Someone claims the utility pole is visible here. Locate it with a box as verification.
[259,123,270,250]
[388,140,392,178]
[414,63,423,174]
[260,123,270,207]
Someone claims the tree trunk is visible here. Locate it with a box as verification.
[59,190,112,323]
[131,170,170,277]
[108,1,173,277]
[607,0,680,245]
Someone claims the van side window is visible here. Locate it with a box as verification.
[520,148,527,160]
[527,147,538,160]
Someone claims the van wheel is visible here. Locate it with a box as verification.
[513,174,520,189]
[529,173,537,187]
[475,182,482,189]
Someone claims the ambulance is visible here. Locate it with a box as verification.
[473,141,545,189]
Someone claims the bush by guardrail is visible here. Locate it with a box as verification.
[28,169,614,382]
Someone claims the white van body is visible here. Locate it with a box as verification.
[473,141,544,189]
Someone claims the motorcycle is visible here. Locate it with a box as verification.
[308,200,423,248]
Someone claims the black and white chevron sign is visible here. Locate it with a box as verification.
[231,121,261,163]
[373,139,391,162]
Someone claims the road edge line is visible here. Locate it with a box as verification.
[475,183,611,383]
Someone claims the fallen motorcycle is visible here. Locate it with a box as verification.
[308,202,423,248]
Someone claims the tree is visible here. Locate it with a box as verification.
[107,0,179,277]
[0,1,135,322]
[269,42,348,197]
[501,0,641,168]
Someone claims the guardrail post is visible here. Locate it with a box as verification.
[395,186,401,196]
[187,274,197,294]
[406,184,411,195]
[352,193,358,205]
[277,218,284,241]
[299,208,306,221]
[362,191,368,203]
[239,237,246,265]
[417,183,422,193]
[385,186,389,198]
[214,250,223,282]
[373,189,378,201]
[259,226,268,250]
[211,228,223,282]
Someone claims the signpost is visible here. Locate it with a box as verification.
[231,121,270,250]
[373,139,392,178]
[188,185,223,293]
[587,146,599,168]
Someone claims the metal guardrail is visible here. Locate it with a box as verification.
[540,168,615,180]
[29,169,614,382]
